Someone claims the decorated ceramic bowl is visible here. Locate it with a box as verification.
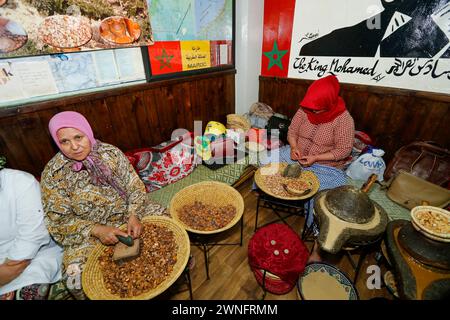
[99,16,141,45]
[411,206,450,242]
[0,18,28,53]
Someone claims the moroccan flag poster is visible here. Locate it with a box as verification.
[148,41,183,76]
[261,0,296,77]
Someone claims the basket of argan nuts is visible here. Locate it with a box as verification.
[169,181,245,234]
[254,163,320,200]
[82,216,190,300]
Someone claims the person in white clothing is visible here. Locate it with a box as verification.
[0,156,63,300]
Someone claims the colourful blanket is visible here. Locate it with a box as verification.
[148,160,250,208]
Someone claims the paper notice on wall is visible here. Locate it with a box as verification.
[0,63,26,103]
[12,61,59,98]
[181,40,211,71]
[92,50,120,84]
[219,44,228,65]
[114,48,146,81]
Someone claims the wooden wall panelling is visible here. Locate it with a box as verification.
[401,98,428,144]
[153,86,173,140]
[206,77,219,123]
[0,117,35,174]
[191,80,206,128]
[164,86,182,137]
[16,113,56,172]
[419,101,450,144]
[132,91,155,149]
[208,76,222,122]
[142,88,164,146]
[341,90,370,127]
[33,107,63,158]
[105,94,142,151]
[171,82,190,133]
[225,69,235,119]
[192,79,209,131]
[88,99,119,146]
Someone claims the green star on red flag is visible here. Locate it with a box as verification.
[156,49,174,69]
[263,40,288,70]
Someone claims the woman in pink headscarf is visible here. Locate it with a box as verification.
[41,111,166,299]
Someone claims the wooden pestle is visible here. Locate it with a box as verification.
[361,174,378,193]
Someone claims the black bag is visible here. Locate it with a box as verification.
[266,115,291,144]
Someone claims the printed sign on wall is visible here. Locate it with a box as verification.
[262,0,450,94]
[181,40,211,71]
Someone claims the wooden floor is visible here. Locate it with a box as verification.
[159,178,394,300]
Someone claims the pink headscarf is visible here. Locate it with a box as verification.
[49,111,96,151]
[48,111,127,200]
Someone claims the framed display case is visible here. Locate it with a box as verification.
[0,0,235,108]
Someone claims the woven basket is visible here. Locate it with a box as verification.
[82,216,190,300]
[255,163,320,200]
[169,181,244,234]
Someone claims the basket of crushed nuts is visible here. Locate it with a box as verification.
[410,206,450,242]
[82,216,190,300]
[169,181,245,234]
[254,163,320,200]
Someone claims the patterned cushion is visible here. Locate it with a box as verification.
[126,134,198,192]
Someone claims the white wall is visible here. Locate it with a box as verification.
[235,0,264,115]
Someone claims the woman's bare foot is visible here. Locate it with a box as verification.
[307,241,322,263]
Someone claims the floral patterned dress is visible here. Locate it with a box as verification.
[41,142,166,298]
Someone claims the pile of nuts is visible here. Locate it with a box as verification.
[415,210,450,235]
[98,223,178,298]
[39,15,92,48]
[178,201,236,231]
[286,179,310,193]
[264,173,310,197]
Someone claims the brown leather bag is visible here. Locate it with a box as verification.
[384,141,450,187]
[386,170,450,210]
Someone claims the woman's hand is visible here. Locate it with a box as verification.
[127,214,143,239]
[91,225,129,245]
[298,155,317,167]
[290,147,302,160]
[0,260,30,286]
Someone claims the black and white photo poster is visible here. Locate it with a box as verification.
[288,0,450,94]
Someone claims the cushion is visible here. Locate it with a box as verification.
[125,133,198,192]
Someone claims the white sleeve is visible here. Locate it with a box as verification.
[7,174,51,261]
